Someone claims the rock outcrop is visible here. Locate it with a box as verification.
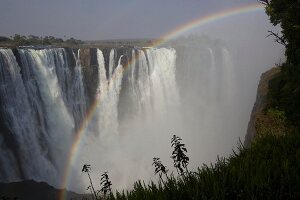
[79,48,99,108]
[0,180,83,200]
[244,67,281,147]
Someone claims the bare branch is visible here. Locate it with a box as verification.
[258,0,270,5]
[267,30,287,47]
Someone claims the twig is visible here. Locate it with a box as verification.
[258,0,270,5]
[267,30,287,47]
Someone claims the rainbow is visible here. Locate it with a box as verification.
[151,3,264,46]
[59,3,264,199]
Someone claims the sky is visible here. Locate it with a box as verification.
[0,0,258,40]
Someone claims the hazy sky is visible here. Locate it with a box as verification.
[0,0,259,40]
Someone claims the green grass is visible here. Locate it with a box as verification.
[268,65,300,129]
[98,131,299,200]
[87,109,300,200]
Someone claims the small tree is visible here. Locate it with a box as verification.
[82,164,99,200]
[152,157,169,184]
[99,172,112,198]
[171,135,189,175]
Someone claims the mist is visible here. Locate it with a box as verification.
[66,11,285,192]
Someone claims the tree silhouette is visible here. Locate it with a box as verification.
[82,164,99,200]
[171,135,189,175]
[99,172,112,197]
[153,157,169,184]
[258,0,270,5]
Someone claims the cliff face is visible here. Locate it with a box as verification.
[79,48,99,108]
[78,47,134,109]
[244,67,281,147]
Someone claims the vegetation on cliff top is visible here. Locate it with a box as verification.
[261,0,300,128]
[0,34,84,47]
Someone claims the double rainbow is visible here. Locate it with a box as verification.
[59,3,264,199]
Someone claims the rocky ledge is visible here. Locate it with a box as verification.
[244,67,281,147]
[0,180,83,200]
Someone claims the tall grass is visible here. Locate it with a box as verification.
[103,132,300,200]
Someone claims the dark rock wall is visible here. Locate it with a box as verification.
[0,180,83,200]
[79,48,99,108]
[79,47,133,109]
[244,67,281,147]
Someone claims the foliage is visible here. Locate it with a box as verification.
[100,172,112,197]
[101,131,300,200]
[82,165,113,200]
[82,164,99,200]
[80,126,300,200]
[65,37,84,45]
[255,108,289,137]
[0,36,11,43]
[153,158,168,178]
[265,0,300,60]
[82,164,92,173]
[171,135,189,175]
[0,34,83,46]
[99,131,299,199]
[260,0,300,128]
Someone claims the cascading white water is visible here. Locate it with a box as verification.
[95,49,124,139]
[109,49,115,79]
[146,48,179,115]
[0,49,68,185]
[0,48,88,188]
[221,48,235,102]
[135,50,150,115]
[68,47,181,191]
[208,48,217,103]
[68,49,87,127]
[0,44,242,193]
[0,49,38,180]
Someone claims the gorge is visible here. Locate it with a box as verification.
[0,38,276,193]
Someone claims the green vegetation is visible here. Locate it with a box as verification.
[82,164,113,200]
[112,132,300,200]
[260,0,300,128]
[82,164,99,200]
[170,135,190,175]
[255,107,289,137]
[0,34,84,47]
[100,172,113,197]
[81,130,299,200]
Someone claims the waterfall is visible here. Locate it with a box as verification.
[208,48,216,103]
[0,48,89,187]
[108,49,115,79]
[0,49,69,185]
[70,47,180,191]
[0,44,239,193]
[146,48,179,115]
[93,49,123,139]
[221,48,235,102]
